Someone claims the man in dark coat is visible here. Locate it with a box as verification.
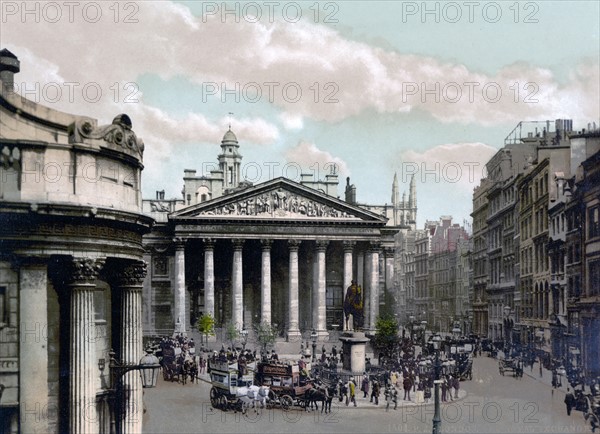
[564,388,576,416]
[403,376,412,401]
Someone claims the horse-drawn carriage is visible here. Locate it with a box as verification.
[498,357,522,377]
[255,360,315,410]
[161,347,197,384]
[208,357,257,412]
[453,355,473,381]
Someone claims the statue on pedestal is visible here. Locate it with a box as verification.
[343,280,363,331]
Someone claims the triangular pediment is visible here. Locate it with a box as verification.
[170,177,387,223]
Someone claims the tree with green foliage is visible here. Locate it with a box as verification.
[195,314,215,344]
[373,314,400,361]
[254,321,276,359]
[226,322,239,349]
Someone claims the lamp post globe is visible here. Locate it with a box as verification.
[139,349,161,388]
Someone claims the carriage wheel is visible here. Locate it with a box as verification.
[219,395,228,411]
[281,395,293,411]
[210,387,219,408]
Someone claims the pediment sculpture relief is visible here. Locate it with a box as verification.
[199,188,357,219]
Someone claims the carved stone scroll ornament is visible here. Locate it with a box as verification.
[69,114,144,158]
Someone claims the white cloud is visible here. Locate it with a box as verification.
[285,141,349,177]
[400,142,498,191]
[279,112,304,130]
[2,1,598,129]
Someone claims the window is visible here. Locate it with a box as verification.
[589,260,600,297]
[0,286,7,327]
[589,206,600,238]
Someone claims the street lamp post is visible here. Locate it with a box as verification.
[105,348,160,434]
[240,326,249,352]
[311,329,318,363]
[432,334,442,434]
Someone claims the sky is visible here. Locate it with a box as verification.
[2,1,599,228]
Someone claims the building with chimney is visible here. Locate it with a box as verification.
[141,128,411,340]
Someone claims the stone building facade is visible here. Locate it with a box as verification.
[0,50,152,434]
[141,129,408,339]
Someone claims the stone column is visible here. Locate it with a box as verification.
[363,248,370,332]
[342,241,355,331]
[315,241,329,337]
[19,261,50,434]
[357,251,364,288]
[232,239,244,328]
[287,240,301,340]
[385,248,395,293]
[368,244,380,331]
[203,238,215,319]
[261,239,272,325]
[68,258,103,434]
[113,261,147,434]
[173,238,187,336]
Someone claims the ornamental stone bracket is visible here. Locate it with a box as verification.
[68,114,144,161]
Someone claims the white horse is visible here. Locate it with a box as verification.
[236,385,268,414]
[256,385,269,409]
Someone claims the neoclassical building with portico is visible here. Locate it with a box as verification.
[142,129,417,339]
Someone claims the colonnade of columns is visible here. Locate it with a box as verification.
[171,238,394,339]
[18,257,147,434]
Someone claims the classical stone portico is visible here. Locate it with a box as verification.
[143,177,398,339]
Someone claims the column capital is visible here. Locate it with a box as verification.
[111,261,148,287]
[203,238,215,249]
[288,239,301,251]
[261,239,273,250]
[343,241,356,252]
[384,247,395,257]
[232,239,244,250]
[67,258,104,286]
[368,241,382,253]
[173,237,187,249]
[315,240,329,252]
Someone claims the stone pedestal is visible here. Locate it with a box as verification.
[339,331,369,373]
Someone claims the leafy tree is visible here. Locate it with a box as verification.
[254,321,276,357]
[226,322,239,349]
[373,314,400,360]
[195,314,215,344]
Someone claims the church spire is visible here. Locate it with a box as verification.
[408,174,417,228]
[392,172,399,225]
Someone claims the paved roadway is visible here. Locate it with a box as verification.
[143,355,591,433]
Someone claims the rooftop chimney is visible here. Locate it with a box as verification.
[0,49,20,94]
